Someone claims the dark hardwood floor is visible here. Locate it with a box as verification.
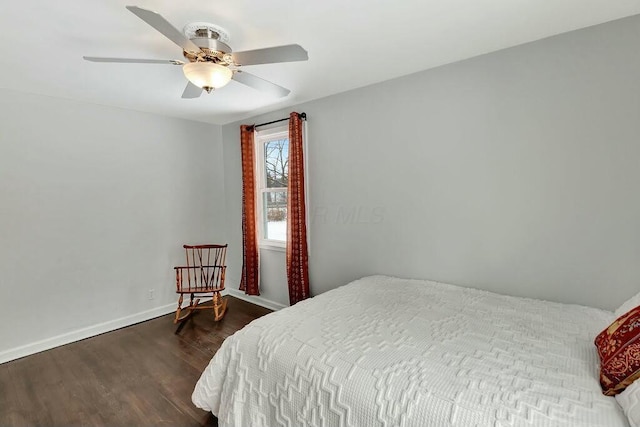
[0,297,272,427]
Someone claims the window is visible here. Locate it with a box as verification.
[256,126,289,247]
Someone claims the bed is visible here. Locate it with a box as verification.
[192,275,629,426]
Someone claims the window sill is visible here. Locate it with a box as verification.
[259,243,286,253]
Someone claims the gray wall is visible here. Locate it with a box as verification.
[221,15,640,310]
[0,90,224,354]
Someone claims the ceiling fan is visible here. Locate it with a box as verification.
[83,6,308,99]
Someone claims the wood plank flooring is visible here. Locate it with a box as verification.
[0,297,272,427]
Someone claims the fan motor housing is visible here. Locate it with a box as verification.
[183,38,233,65]
[183,24,233,65]
[183,22,232,65]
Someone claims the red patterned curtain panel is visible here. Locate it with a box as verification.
[287,112,310,305]
[239,125,260,295]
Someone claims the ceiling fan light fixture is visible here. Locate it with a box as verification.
[182,62,233,92]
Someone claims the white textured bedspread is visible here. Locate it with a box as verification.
[192,275,628,427]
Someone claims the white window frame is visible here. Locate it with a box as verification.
[255,125,289,250]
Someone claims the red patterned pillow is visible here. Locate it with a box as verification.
[595,305,640,396]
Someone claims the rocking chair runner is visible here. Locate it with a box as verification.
[174,244,228,323]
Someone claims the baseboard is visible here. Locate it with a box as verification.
[0,291,281,366]
[0,301,181,365]
[223,288,288,311]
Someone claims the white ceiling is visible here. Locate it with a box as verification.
[2,1,640,125]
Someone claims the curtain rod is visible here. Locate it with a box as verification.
[252,112,306,129]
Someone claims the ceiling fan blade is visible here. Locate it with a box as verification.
[181,81,203,99]
[233,71,290,98]
[126,6,201,53]
[232,44,308,66]
[83,56,184,65]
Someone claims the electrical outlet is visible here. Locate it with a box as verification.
[148,289,155,300]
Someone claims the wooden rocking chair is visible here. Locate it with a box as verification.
[174,244,228,323]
